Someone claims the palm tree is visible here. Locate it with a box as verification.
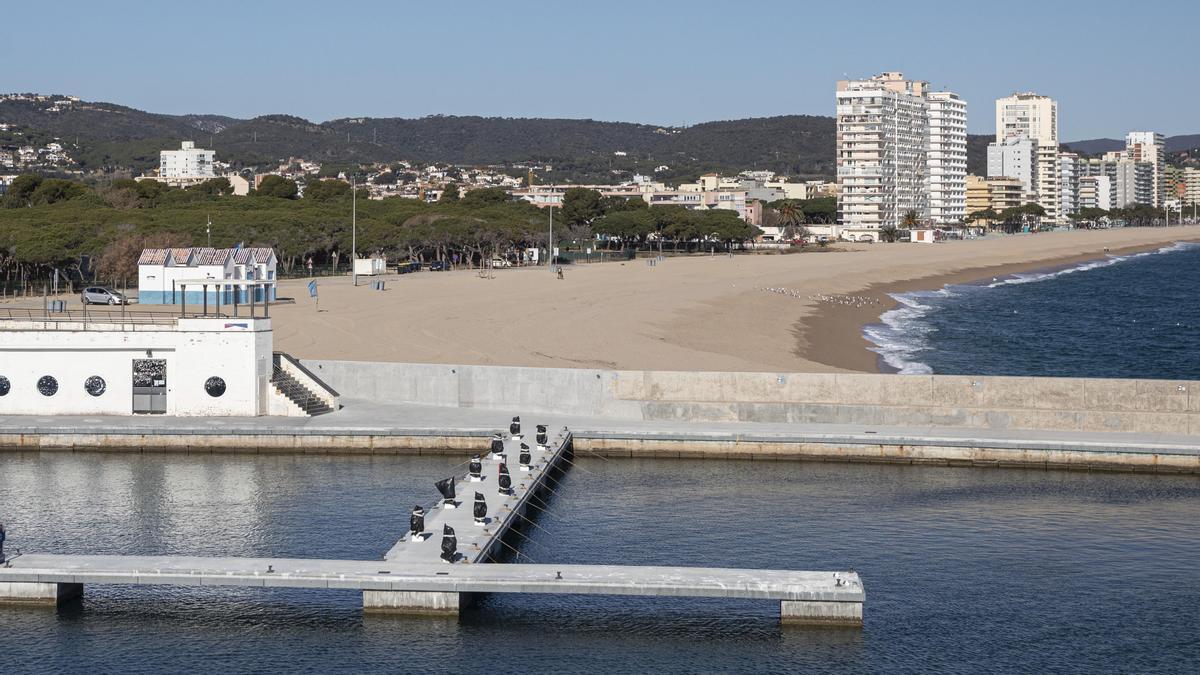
[900,210,920,230]
[773,201,805,239]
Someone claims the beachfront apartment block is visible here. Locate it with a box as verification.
[927,92,968,226]
[966,174,1024,221]
[835,72,966,240]
[995,93,1060,223]
[1124,131,1165,207]
[1077,157,1154,209]
[1165,166,1200,206]
[1059,151,1080,218]
[986,137,1038,202]
[159,141,216,185]
[1078,175,1113,211]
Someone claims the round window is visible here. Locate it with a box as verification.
[38,375,59,396]
[205,376,227,397]
[85,375,107,397]
[0,376,9,396]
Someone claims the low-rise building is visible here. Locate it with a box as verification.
[137,247,277,305]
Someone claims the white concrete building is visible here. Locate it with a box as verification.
[986,137,1038,201]
[160,141,216,184]
[995,92,1060,223]
[0,317,270,416]
[927,91,968,225]
[1125,131,1165,207]
[0,314,337,417]
[836,72,937,240]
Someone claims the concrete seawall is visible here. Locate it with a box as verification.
[302,360,1200,437]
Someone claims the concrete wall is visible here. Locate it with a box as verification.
[301,360,1200,436]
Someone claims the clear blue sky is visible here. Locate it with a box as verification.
[5,0,1197,139]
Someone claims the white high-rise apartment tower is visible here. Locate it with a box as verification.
[995,93,1060,222]
[927,92,968,225]
[836,72,966,239]
[1125,132,1165,207]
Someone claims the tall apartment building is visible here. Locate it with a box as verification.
[927,92,968,225]
[1059,151,1080,218]
[160,141,215,184]
[1078,175,1113,211]
[986,137,1038,201]
[995,92,1060,222]
[836,72,967,239]
[1185,167,1200,206]
[1124,132,1165,207]
[1079,157,1155,209]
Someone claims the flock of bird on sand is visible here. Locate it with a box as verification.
[756,286,881,308]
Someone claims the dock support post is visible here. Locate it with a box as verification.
[362,590,474,616]
[0,582,83,606]
[780,600,862,627]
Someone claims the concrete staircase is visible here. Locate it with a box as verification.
[271,354,336,416]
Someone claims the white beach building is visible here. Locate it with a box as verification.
[138,247,277,305]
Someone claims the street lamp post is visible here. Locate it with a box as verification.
[548,205,554,273]
[351,176,357,287]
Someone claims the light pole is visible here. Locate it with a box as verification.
[548,205,554,272]
[351,176,357,286]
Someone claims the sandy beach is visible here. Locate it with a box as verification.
[262,226,1200,373]
[7,226,1199,373]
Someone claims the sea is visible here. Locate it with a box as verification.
[864,240,1200,378]
[0,453,1197,673]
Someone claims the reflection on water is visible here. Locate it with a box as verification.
[0,453,1197,673]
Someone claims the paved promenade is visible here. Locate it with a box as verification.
[1,398,1197,457]
[0,397,1197,477]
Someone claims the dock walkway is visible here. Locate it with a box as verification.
[0,418,865,625]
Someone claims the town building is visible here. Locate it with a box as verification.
[1078,175,1113,211]
[986,137,1038,201]
[1079,157,1154,208]
[927,91,968,225]
[965,174,1024,222]
[1125,132,1165,206]
[995,92,1060,223]
[1059,151,1080,218]
[512,181,755,221]
[836,72,954,241]
[1186,167,1200,206]
[158,141,216,186]
[227,174,251,196]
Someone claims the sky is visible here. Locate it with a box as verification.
[4,0,1198,140]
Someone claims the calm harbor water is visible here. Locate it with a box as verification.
[1,452,1197,673]
[866,240,1200,377]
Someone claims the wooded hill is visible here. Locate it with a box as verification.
[1,95,997,180]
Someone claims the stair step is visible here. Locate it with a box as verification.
[271,368,333,417]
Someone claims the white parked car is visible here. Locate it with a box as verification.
[490,258,513,268]
[81,287,129,305]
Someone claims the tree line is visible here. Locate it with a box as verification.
[0,175,762,288]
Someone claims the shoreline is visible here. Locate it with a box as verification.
[799,238,1200,374]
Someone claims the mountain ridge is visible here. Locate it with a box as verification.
[7,94,1198,181]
